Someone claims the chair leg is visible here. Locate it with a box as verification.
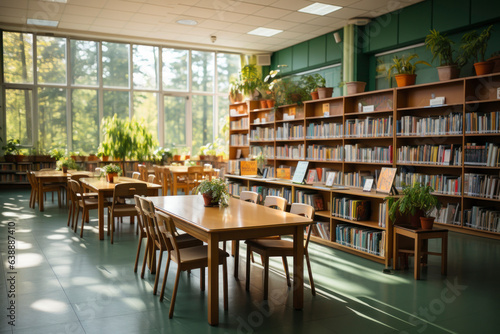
[140,241,149,279]
[67,201,73,227]
[200,267,205,291]
[169,266,182,318]
[245,247,251,291]
[282,256,291,287]
[110,212,115,244]
[80,210,86,238]
[74,208,80,233]
[223,257,228,311]
[263,255,269,300]
[159,255,171,302]
[134,237,143,273]
[305,251,316,296]
[57,190,61,208]
[153,250,163,295]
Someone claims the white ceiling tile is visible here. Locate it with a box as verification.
[238,0,280,5]
[265,20,299,30]
[288,24,324,34]
[308,16,344,26]
[214,30,242,40]
[252,7,292,19]
[104,0,143,12]
[0,15,26,25]
[98,9,134,21]
[67,0,106,8]
[281,11,316,23]
[319,0,362,6]
[139,3,184,15]
[329,7,368,19]
[224,1,265,15]
[271,0,312,11]
[59,14,95,24]
[225,22,259,34]
[243,16,274,27]
[28,0,65,12]
[63,5,102,17]
[58,22,90,30]
[197,20,232,30]
[91,18,128,28]
[2,0,28,9]
[277,31,305,39]
[130,13,169,23]
[184,7,218,19]
[3,8,28,18]
[125,22,158,31]
[87,25,124,34]
[210,12,247,23]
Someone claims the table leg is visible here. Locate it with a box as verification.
[414,236,422,280]
[233,240,239,279]
[38,179,44,212]
[98,192,105,240]
[393,233,399,270]
[442,234,448,276]
[293,226,304,310]
[173,177,178,195]
[207,234,219,326]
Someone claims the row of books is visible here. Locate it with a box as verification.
[227,160,242,175]
[464,206,500,233]
[227,183,248,197]
[464,142,500,167]
[344,116,393,138]
[379,202,387,227]
[307,222,330,240]
[336,224,385,256]
[397,144,462,166]
[250,127,274,141]
[344,171,376,188]
[306,145,343,161]
[430,202,461,225]
[332,197,371,221]
[230,118,249,130]
[396,113,462,136]
[250,145,274,159]
[395,172,461,195]
[249,185,282,203]
[230,134,248,146]
[294,190,326,211]
[276,145,305,159]
[465,111,500,134]
[306,122,343,139]
[344,145,392,163]
[464,173,500,199]
[276,124,304,140]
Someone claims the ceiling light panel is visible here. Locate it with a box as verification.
[298,2,342,16]
[247,27,283,37]
[27,18,59,27]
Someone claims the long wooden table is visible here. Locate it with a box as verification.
[149,195,312,326]
[80,177,161,240]
[168,166,216,195]
[33,170,92,212]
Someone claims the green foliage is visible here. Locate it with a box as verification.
[195,178,229,207]
[49,148,65,160]
[2,138,21,155]
[56,156,77,170]
[102,163,122,174]
[274,77,311,106]
[301,74,326,93]
[460,25,493,63]
[153,147,173,163]
[231,64,263,98]
[386,54,431,79]
[425,29,465,68]
[388,183,441,222]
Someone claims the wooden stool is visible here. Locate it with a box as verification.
[393,225,448,280]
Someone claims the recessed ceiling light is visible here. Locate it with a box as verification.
[176,19,198,26]
[247,27,283,37]
[298,2,342,16]
[27,19,59,27]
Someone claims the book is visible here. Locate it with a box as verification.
[292,161,309,184]
[312,194,325,211]
[376,167,397,194]
[276,167,291,179]
[306,169,317,184]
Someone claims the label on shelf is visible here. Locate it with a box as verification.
[430,96,446,106]
[362,105,374,112]
[323,103,330,115]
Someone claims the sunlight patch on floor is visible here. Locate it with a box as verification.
[31,299,70,313]
[15,253,44,268]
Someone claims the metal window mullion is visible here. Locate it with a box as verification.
[98,40,104,143]
[129,43,133,119]
[158,47,164,146]
[32,32,38,148]
[186,49,192,149]
[213,52,218,140]
[66,38,72,151]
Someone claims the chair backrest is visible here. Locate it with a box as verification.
[240,191,259,204]
[112,182,148,204]
[264,195,287,211]
[132,172,140,179]
[27,171,37,188]
[156,210,182,262]
[290,203,315,248]
[71,174,88,184]
[187,166,204,183]
[153,165,163,185]
[68,179,82,204]
[148,174,155,183]
[138,164,148,181]
[138,197,163,249]
[134,195,146,235]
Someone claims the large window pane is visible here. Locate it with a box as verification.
[192,51,214,93]
[133,92,158,140]
[103,91,129,119]
[192,95,213,154]
[162,48,188,91]
[164,95,186,147]
[72,89,98,154]
[217,53,240,93]
[3,32,33,84]
[37,36,66,84]
[133,45,159,90]
[71,40,98,86]
[216,96,229,156]
[5,89,33,145]
[102,42,129,88]
[38,87,67,150]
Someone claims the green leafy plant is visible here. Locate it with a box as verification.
[56,156,78,170]
[49,148,65,160]
[103,163,122,174]
[153,147,173,163]
[231,64,263,99]
[386,54,431,79]
[388,182,441,222]
[195,177,230,207]
[460,25,493,63]
[274,77,310,106]
[302,74,326,94]
[2,138,21,155]
[425,29,466,68]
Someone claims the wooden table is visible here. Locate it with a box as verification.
[33,170,92,212]
[393,225,448,280]
[168,166,216,195]
[80,177,161,240]
[149,195,312,326]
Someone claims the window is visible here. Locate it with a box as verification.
[191,95,214,154]
[192,51,214,93]
[37,36,67,85]
[102,42,129,88]
[38,87,67,150]
[164,95,186,146]
[71,40,98,86]
[217,53,240,93]
[5,89,33,145]
[133,92,158,140]
[72,89,98,153]
[133,45,159,90]
[103,91,129,119]
[162,48,188,92]
[2,32,33,84]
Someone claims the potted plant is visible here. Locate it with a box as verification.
[387,54,431,87]
[460,25,494,76]
[229,75,244,104]
[302,74,326,100]
[2,138,23,162]
[103,163,122,183]
[153,147,173,165]
[260,69,280,108]
[388,182,441,229]
[425,29,466,81]
[194,177,229,207]
[339,81,367,95]
[236,64,263,101]
[56,156,77,173]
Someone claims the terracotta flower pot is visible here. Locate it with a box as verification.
[259,100,268,109]
[101,156,109,162]
[62,166,68,173]
[106,172,117,183]
[311,91,319,100]
[474,61,494,76]
[266,99,275,108]
[394,74,416,87]
[420,217,435,230]
[317,87,334,99]
[202,192,214,207]
[173,155,181,161]
[345,81,366,95]
[437,65,460,81]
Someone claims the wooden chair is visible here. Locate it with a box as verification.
[154,166,172,196]
[138,164,148,181]
[66,174,97,228]
[107,182,148,244]
[155,209,229,318]
[148,174,155,183]
[68,180,101,238]
[138,197,202,293]
[246,203,316,299]
[186,166,205,194]
[133,195,149,274]
[28,171,62,209]
[132,172,141,180]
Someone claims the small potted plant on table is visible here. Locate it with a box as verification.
[103,164,122,183]
[57,156,77,173]
[194,177,229,207]
[388,182,441,229]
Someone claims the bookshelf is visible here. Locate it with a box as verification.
[227,73,500,241]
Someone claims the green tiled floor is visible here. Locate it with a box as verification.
[1,189,499,333]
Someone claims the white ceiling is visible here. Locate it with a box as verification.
[0,0,423,54]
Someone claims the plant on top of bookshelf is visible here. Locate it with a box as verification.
[460,25,494,75]
[386,54,430,87]
[232,64,263,101]
[274,77,311,107]
[302,74,326,100]
[425,29,466,81]
[195,177,229,207]
[388,182,441,229]
[2,138,24,162]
